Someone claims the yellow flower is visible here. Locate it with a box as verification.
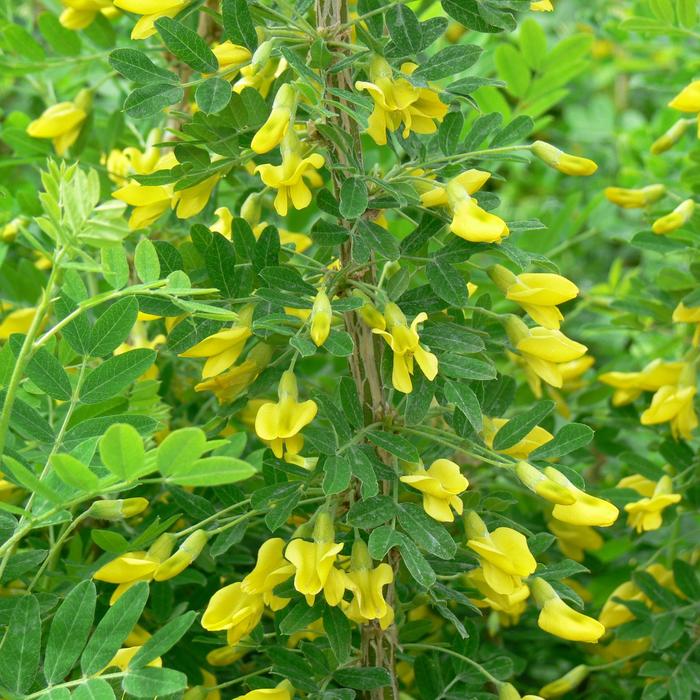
[201,582,265,646]
[400,458,468,522]
[356,56,448,145]
[310,289,332,347]
[255,131,325,217]
[255,370,318,459]
[515,462,576,505]
[531,141,598,176]
[465,511,536,595]
[59,0,115,30]
[0,307,38,340]
[482,417,554,459]
[673,302,700,324]
[26,91,90,156]
[112,181,173,229]
[232,680,294,700]
[545,466,619,527]
[531,578,605,643]
[620,474,681,533]
[195,344,272,404]
[604,184,666,209]
[284,512,345,606]
[251,84,296,154]
[172,174,220,219]
[641,383,697,440]
[547,520,603,562]
[539,665,589,698]
[599,359,683,406]
[344,540,394,630]
[153,530,208,581]
[241,538,295,611]
[105,645,162,672]
[373,302,438,393]
[465,567,530,625]
[651,119,690,154]
[506,315,587,389]
[212,41,252,76]
[531,0,553,9]
[184,669,221,700]
[490,265,578,330]
[234,42,286,98]
[113,0,190,40]
[669,80,700,112]
[179,307,253,378]
[652,199,695,235]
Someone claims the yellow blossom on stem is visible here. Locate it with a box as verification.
[640,371,698,440]
[113,0,190,40]
[482,417,554,459]
[669,80,700,112]
[465,567,530,625]
[490,265,579,329]
[515,462,576,505]
[400,458,469,522]
[465,511,536,595]
[344,539,394,629]
[545,466,619,527]
[234,42,286,98]
[26,90,91,156]
[105,645,162,672]
[599,359,683,406]
[547,519,603,562]
[652,198,695,235]
[59,0,115,30]
[620,474,681,533]
[172,173,221,219]
[251,84,297,154]
[310,289,332,347]
[0,307,38,340]
[255,131,325,217]
[651,119,690,154]
[499,682,544,700]
[232,680,294,700]
[284,512,345,606]
[153,529,208,581]
[531,140,598,176]
[255,370,318,459]
[531,577,605,643]
[241,538,295,610]
[604,184,666,209]
[539,665,589,698]
[373,302,438,393]
[201,582,265,646]
[211,41,252,76]
[531,0,553,9]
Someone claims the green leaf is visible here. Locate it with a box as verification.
[155,17,218,73]
[124,83,184,119]
[38,12,81,56]
[444,380,482,432]
[491,114,535,147]
[43,689,72,700]
[0,593,41,693]
[677,0,698,27]
[260,266,317,295]
[356,220,400,261]
[99,423,145,482]
[50,454,99,491]
[348,447,379,498]
[222,0,258,52]
[134,238,161,284]
[347,495,397,529]
[334,667,392,690]
[157,427,207,477]
[3,455,62,503]
[438,354,496,381]
[322,455,352,495]
[44,580,97,684]
[101,246,130,290]
[441,0,506,33]
[80,349,156,404]
[9,335,71,401]
[673,559,700,599]
[130,611,197,669]
[279,600,323,635]
[492,401,555,451]
[109,48,178,84]
[339,376,364,428]
[339,177,369,219]
[529,422,594,460]
[122,667,188,698]
[89,297,139,357]
[519,18,547,70]
[387,4,422,56]
[196,77,233,114]
[71,679,116,700]
[426,259,469,307]
[494,44,530,97]
[414,45,482,80]
[324,604,352,664]
[324,329,355,356]
[367,430,419,462]
[81,581,150,676]
[396,532,436,587]
[168,456,256,486]
[397,503,456,560]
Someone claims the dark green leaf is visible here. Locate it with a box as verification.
[334,667,392,690]
[195,77,232,114]
[122,667,188,698]
[529,422,594,460]
[0,594,41,693]
[340,177,369,219]
[444,380,482,432]
[130,612,197,669]
[414,45,482,80]
[397,503,456,559]
[492,400,555,451]
[222,0,258,52]
[387,4,422,55]
[124,83,184,119]
[80,349,156,404]
[109,48,178,84]
[155,17,218,73]
[367,430,419,462]
[426,259,469,307]
[324,605,352,664]
[9,335,71,401]
[89,297,139,357]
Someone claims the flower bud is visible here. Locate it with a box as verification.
[88,497,149,520]
[312,510,336,544]
[310,289,332,347]
[464,510,488,539]
[604,184,666,209]
[499,683,522,700]
[354,292,386,330]
[539,665,589,698]
[652,198,695,235]
[488,264,517,292]
[515,462,576,505]
[531,140,598,176]
[251,83,297,154]
[651,118,690,154]
[240,192,263,226]
[154,530,208,581]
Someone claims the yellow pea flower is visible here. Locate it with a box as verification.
[206,644,250,666]
[179,306,254,379]
[651,118,690,154]
[26,90,91,156]
[356,55,448,145]
[202,582,265,646]
[640,382,697,440]
[604,184,666,209]
[241,538,295,611]
[669,80,700,112]
[255,370,318,459]
[212,41,252,77]
[105,645,162,672]
[251,84,297,154]
[0,307,39,340]
[344,539,394,630]
[233,680,294,700]
[599,359,683,406]
[172,172,221,220]
[515,462,576,505]
[400,458,469,522]
[195,343,272,404]
[545,466,619,527]
[531,141,598,177]
[60,0,115,30]
[482,417,554,459]
[505,315,587,389]
[284,512,345,606]
[354,291,386,330]
[234,42,287,98]
[673,301,700,325]
[184,668,221,700]
[500,683,545,700]
[310,289,332,347]
[153,529,208,581]
[539,665,589,698]
[620,474,681,533]
[255,131,325,217]
[465,511,536,596]
[652,198,695,235]
[112,181,173,229]
[547,520,603,562]
[490,265,578,330]
[373,302,438,393]
[531,0,553,9]
[113,0,190,40]
[531,578,605,643]
[465,567,530,625]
